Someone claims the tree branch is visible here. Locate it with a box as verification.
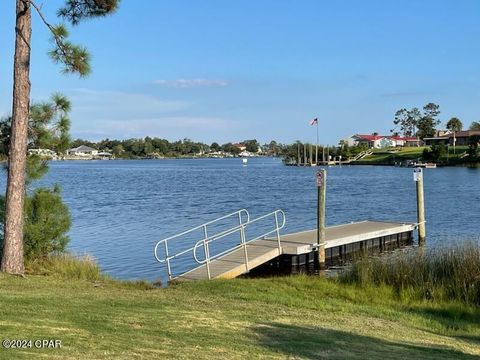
[26,0,70,62]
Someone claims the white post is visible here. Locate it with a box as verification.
[240,225,249,271]
[203,226,211,279]
[165,241,172,281]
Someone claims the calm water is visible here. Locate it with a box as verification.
[1,158,479,282]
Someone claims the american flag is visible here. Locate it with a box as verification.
[309,118,318,125]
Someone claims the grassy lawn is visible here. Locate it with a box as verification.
[353,146,470,165]
[354,147,425,164]
[1,273,479,359]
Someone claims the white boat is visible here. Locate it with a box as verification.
[242,158,248,165]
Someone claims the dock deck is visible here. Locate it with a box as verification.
[175,220,416,281]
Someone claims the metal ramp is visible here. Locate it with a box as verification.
[154,209,286,281]
[351,149,373,162]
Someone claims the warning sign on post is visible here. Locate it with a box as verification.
[413,167,422,182]
[316,171,324,187]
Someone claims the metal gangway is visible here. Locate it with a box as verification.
[154,209,286,281]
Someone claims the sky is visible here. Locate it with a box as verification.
[1,0,480,145]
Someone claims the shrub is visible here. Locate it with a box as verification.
[25,253,102,281]
[467,135,480,158]
[422,143,447,162]
[0,184,71,260]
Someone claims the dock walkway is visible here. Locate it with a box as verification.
[176,220,416,281]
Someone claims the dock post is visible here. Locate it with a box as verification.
[316,169,327,271]
[414,168,426,244]
[297,142,300,165]
[310,144,313,165]
[303,143,307,166]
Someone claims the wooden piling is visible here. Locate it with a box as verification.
[415,168,426,244]
[303,143,307,166]
[316,169,326,271]
[297,142,300,165]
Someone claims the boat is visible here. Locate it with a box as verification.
[242,158,248,166]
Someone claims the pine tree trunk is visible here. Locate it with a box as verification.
[1,0,31,274]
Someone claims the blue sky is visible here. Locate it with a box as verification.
[1,0,480,145]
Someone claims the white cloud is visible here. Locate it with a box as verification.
[154,79,229,88]
[67,89,188,121]
[62,88,239,141]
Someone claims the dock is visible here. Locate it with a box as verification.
[283,149,374,166]
[155,167,426,283]
[164,219,416,282]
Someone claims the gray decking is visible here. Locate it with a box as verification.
[175,220,416,281]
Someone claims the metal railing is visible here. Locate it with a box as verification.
[192,209,286,279]
[154,209,250,280]
[154,209,286,281]
[352,149,373,161]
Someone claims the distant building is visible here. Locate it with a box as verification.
[232,143,247,151]
[389,136,421,147]
[28,148,57,158]
[349,134,419,149]
[424,130,480,146]
[96,151,113,159]
[67,145,98,157]
[239,150,256,157]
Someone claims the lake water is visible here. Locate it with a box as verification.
[1,158,479,282]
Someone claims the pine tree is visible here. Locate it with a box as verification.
[1,94,72,261]
[2,0,119,275]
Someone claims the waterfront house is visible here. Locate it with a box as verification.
[233,143,247,151]
[67,145,98,157]
[96,151,113,159]
[389,136,421,147]
[424,130,480,146]
[239,150,256,157]
[350,134,419,149]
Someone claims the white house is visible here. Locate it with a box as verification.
[28,148,57,158]
[349,134,419,149]
[239,150,256,157]
[67,145,98,157]
[96,151,113,159]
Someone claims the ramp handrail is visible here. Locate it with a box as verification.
[192,209,286,278]
[154,209,250,280]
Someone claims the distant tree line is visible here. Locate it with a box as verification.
[67,138,290,158]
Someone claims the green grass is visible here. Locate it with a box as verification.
[353,146,471,165]
[25,254,104,282]
[341,243,480,306]
[1,268,480,359]
[353,147,425,164]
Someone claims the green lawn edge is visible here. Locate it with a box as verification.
[1,274,479,359]
[352,146,477,165]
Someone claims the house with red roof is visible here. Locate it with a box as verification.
[350,134,419,149]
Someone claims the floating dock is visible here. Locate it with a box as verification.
[172,220,416,281]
